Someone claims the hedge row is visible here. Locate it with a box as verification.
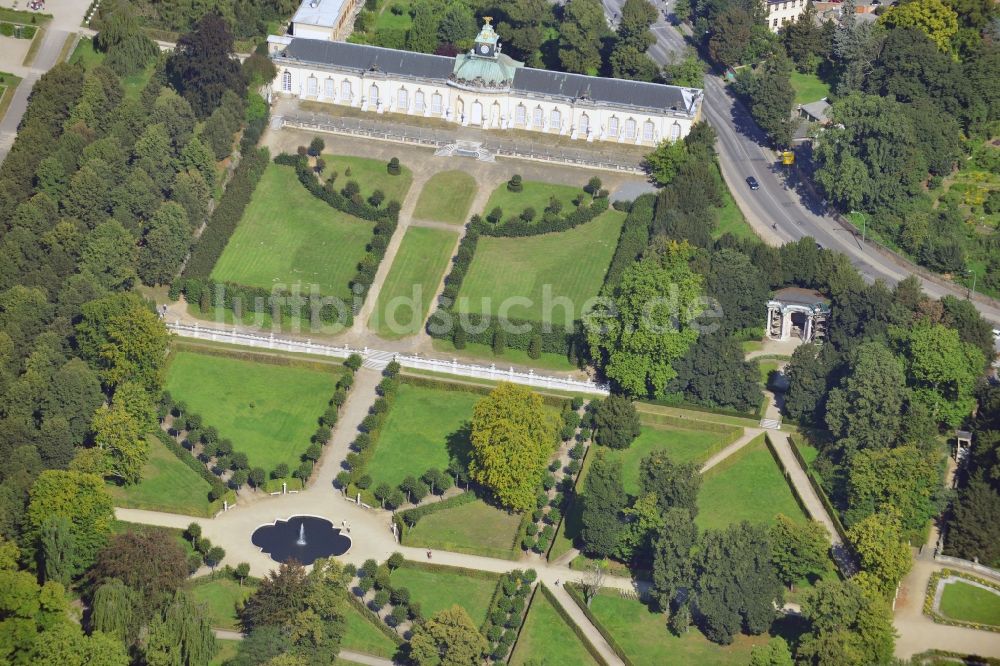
[345,592,405,646]
[182,146,270,279]
[564,583,634,666]
[342,367,402,500]
[637,410,743,437]
[601,194,654,295]
[536,583,610,666]
[481,569,535,660]
[154,430,235,512]
[399,374,570,409]
[483,195,609,238]
[169,340,350,374]
[787,436,849,543]
[923,569,1000,633]
[639,395,761,421]
[273,153,400,305]
[762,433,812,524]
[179,278,353,326]
[393,490,478,539]
[397,558,502,582]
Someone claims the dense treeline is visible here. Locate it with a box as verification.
[0,6,281,663]
[93,0,299,42]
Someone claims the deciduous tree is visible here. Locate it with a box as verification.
[650,507,697,611]
[409,605,488,666]
[846,511,912,598]
[592,395,641,450]
[879,0,958,51]
[639,450,701,517]
[768,515,829,589]
[580,452,627,558]
[92,403,147,485]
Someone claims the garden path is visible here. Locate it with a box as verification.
[698,427,763,473]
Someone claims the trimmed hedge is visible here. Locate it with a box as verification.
[394,490,478,539]
[637,410,743,437]
[763,433,812,522]
[396,558,501,582]
[183,146,270,279]
[924,569,1000,633]
[535,583,609,666]
[399,374,570,410]
[787,435,849,543]
[485,196,609,237]
[154,430,236,512]
[564,583,634,666]
[601,193,654,295]
[168,340,350,374]
[345,592,405,646]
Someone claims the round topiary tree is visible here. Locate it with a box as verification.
[507,174,522,192]
[308,137,325,156]
[387,157,401,175]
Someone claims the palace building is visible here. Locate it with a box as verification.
[267,18,704,147]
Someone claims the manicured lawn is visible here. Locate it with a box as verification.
[368,226,456,339]
[366,382,479,488]
[413,170,478,224]
[321,153,412,203]
[188,577,255,631]
[374,0,412,32]
[482,180,585,220]
[343,603,398,657]
[164,351,339,473]
[391,563,498,626]
[589,592,769,665]
[0,72,23,124]
[697,435,807,531]
[509,589,599,666]
[457,209,626,327]
[108,435,214,516]
[759,359,781,386]
[790,71,831,105]
[431,338,579,373]
[714,171,755,240]
[70,37,155,99]
[211,163,374,299]
[406,498,522,559]
[603,425,729,495]
[939,581,1000,626]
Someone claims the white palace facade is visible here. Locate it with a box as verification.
[266,19,704,147]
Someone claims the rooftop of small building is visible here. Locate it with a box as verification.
[770,287,831,308]
[291,0,349,28]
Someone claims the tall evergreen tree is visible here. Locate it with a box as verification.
[580,452,627,558]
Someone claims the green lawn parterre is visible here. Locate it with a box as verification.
[320,153,412,203]
[390,563,499,627]
[211,163,374,299]
[164,350,339,473]
[342,603,399,657]
[368,226,457,339]
[696,435,808,531]
[188,577,255,631]
[405,498,523,559]
[509,588,600,666]
[789,71,832,105]
[589,592,771,665]
[366,382,478,488]
[108,434,214,515]
[482,179,585,220]
[431,337,580,373]
[609,424,730,494]
[939,580,1000,627]
[413,170,478,224]
[456,209,626,327]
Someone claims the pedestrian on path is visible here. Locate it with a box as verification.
[427,550,432,560]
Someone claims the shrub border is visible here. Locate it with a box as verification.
[924,568,1000,633]
[154,430,235,515]
[345,591,405,647]
[564,583,634,666]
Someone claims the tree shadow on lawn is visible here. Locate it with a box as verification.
[445,422,472,473]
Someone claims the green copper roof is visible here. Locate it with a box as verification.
[451,51,523,89]
[474,19,499,46]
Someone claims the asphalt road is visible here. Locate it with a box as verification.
[599,0,1000,325]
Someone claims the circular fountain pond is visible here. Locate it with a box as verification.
[251,516,351,565]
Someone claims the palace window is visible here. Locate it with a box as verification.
[306,77,317,96]
[397,88,408,109]
[369,84,380,104]
[340,80,352,99]
[415,90,425,112]
[324,78,335,98]
[579,113,589,134]
[624,118,636,139]
[532,107,544,127]
[642,120,655,141]
[515,104,526,125]
[550,109,561,129]
[281,71,292,92]
[608,116,619,137]
[670,122,681,141]
[431,92,442,114]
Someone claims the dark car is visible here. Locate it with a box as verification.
[746,176,760,190]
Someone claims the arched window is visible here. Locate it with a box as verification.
[624,118,637,139]
[281,70,292,92]
[532,107,544,127]
[340,80,352,100]
[550,108,562,129]
[579,113,590,134]
[369,84,380,105]
[397,88,408,109]
[431,92,442,114]
[306,76,317,96]
[414,90,425,113]
[608,116,619,137]
[642,120,655,141]
[515,104,526,125]
[670,122,681,141]
[324,78,335,98]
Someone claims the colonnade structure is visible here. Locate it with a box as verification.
[765,287,830,342]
